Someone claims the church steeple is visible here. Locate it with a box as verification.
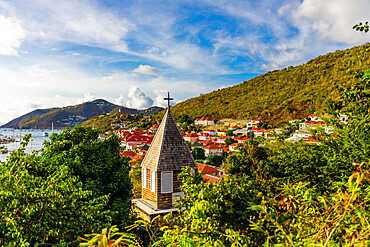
[141,109,197,172]
[140,94,197,209]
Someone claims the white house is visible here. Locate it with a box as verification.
[203,144,223,156]
[195,117,215,126]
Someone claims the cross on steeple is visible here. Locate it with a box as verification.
[164,92,173,109]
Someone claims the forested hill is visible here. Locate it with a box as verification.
[171,43,370,125]
[1,99,164,129]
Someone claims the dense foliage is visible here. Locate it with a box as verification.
[191,147,206,160]
[171,43,370,125]
[156,113,370,246]
[39,126,134,229]
[72,69,370,247]
[0,126,134,246]
[153,70,370,246]
[4,42,370,247]
[205,154,225,167]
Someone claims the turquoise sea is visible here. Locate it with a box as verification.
[0,128,62,162]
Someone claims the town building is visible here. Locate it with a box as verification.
[229,143,239,152]
[203,144,223,156]
[247,119,264,128]
[183,132,199,142]
[233,128,254,138]
[194,117,215,126]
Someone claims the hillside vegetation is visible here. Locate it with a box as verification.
[81,106,163,131]
[171,43,370,125]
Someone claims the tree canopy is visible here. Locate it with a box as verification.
[0,126,134,246]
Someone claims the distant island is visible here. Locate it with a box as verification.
[1,99,164,129]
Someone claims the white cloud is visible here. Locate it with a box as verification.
[0,96,41,124]
[126,86,154,109]
[114,94,126,106]
[0,15,25,56]
[293,0,370,44]
[0,0,133,53]
[77,92,95,104]
[139,42,223,73]
[0,56,214,123]
[153,89,168,108]
[61,4,131,52]
[278,4,291,16]
[261,63,279,71]
[133,64,159,75]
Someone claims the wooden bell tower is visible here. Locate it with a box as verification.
[133,93,198,218]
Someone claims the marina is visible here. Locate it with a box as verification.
[0,128,62,162]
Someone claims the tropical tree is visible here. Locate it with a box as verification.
[224,137,238,147]
[0,137,108,246]
[191,147,206,160]
[226,129,234,136]
[38,125,134,229]
[205,154,224,167]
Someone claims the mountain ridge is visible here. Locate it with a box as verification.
[1,99,164,129]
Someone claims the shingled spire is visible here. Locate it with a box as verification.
[141,109,197,172]
[140,107,198,209]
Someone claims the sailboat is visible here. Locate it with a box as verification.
[44,122,54,137]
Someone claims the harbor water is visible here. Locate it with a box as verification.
[0,128,62,162]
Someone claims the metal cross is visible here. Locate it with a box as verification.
[164,92,173,109]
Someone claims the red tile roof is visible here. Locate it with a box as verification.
[121,151,137,158]
[199,133,211,136]
[197,163,220,174]
[203,144,222,150]
[199,139,214,144]
[184,132,199,137]
[304,137,320,142]
[131,154,143,161]
[218,135,231,140]
[126,135,153,142]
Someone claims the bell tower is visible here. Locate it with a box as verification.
[133,93,198,219]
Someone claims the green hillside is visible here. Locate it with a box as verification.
[81,106,164,131]
[171,43,370,125]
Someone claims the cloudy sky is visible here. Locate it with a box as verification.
[0,0,368,124]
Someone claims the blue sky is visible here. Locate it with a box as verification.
[0,0,369,123]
